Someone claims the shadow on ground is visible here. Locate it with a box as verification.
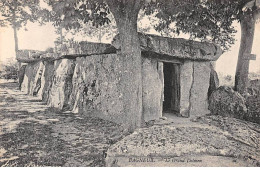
[1,79,259,167]
[0,80,128,167]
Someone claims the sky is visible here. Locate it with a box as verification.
[0,18,259,77]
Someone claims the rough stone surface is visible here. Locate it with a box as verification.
[19,54,215,126]
[142,58,163,122]
[209,86,248,119]
[47,59,76,110]
[21,61,43,95]
[18,39,218,127]
[40,53,60,61]
[68,54,166,126]
[179,61,193,117]
[32,62,46,97]
[17,42,116,64]
[56,41,116,57]
[208,62,219,99]
[18,65,27,89]
[78,41,116,55]
[68,54,125,125]
[41,61,55,103]
[112,33,222,61]
[17,50,46,63]
[189,61,211,117]
[67,57,84,113]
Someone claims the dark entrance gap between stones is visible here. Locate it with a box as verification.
[163,62,180,116]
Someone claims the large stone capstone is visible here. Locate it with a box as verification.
[17,49,46,63]
[112,33,222,61]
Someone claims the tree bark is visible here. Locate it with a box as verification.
[234,14,255,94]
[13,24,21,69]
[106,0,143,131]
[12,2,21,86]
[59,27,63,44]
[13,25,19,56]
[12,0,19,57]
[12,4,19,60]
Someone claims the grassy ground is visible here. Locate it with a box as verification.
[0,80,128,167]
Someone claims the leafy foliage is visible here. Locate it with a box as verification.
[67,13,117,43]
[40,0,259,51]
[0,0,41,29]
[3,0,258,52]
[143,0,257,51]
[40,0,111,30]
[0,60,19,80]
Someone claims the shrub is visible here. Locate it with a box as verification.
[0,60,19,81]
[209,86,247,120]
[209,85,260,124]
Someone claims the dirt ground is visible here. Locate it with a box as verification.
[0,79,259,167]
[0,79,128,167]
[106,114,260,167]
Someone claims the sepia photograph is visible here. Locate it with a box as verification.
[0,0,259,167]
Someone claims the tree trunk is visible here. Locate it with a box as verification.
[13,25,21,69]
[13,26,19,56]
[106,0,143,131]
[99,26,102,43]
[12,0,18,56]
[59,27,63,44]
[234,14,255,94]
[12,3,21,85]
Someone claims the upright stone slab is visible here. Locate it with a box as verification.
[68,57,86,113]
[69,54,139,127]
[78,54,125,123]
[41,61,55,103]
[48,58,75,110]
[21,61,43,95]
[142,58,164,122]
[208,62,219,99]
[31,62,46,97]
[179,61,193,117]
[18,65,27,89]
[189,61,211,117]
